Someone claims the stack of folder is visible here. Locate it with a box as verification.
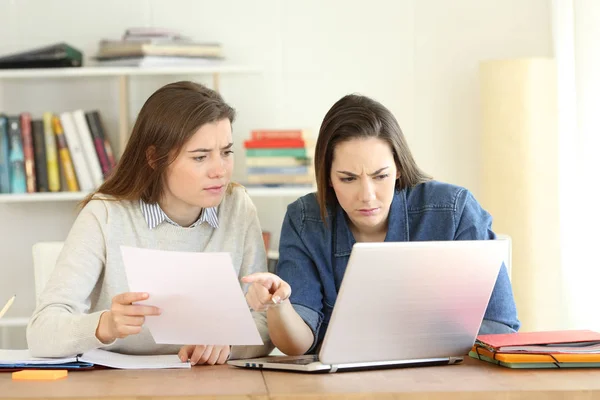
[470,330,600,368]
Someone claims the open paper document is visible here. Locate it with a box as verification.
[121,246,263,346]
[79,349,189,369]
[0,348,189,370]
[0,349,76,365]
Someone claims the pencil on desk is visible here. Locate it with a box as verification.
[0,294,16,320]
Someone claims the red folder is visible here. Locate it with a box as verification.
[477,330,600,350]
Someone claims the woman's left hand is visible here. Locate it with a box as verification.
[178,345,231,365]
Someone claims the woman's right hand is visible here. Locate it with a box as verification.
[242,273,292,312]
[96,292,161,343]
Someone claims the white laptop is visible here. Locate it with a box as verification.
[228,240,508,373]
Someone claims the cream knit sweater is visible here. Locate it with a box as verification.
[27,186,273,359]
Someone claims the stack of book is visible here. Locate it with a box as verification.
[0,110,115,194]
[94,28,223,67]
[243,130,315,187]
[470,330,600,368]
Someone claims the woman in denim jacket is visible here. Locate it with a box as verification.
[244,94,520,356]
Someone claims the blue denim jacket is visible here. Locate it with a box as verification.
[276,180,520,353]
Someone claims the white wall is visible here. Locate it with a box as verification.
[0,0,551,347]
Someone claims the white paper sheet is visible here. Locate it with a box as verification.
[79,349,190,369]
[121,246,263,346]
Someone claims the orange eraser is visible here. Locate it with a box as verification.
[12,369,68,381]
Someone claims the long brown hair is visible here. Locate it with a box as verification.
[81,81,236,208]
[314,94,430,223]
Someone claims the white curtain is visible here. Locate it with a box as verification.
[552,0,600,331]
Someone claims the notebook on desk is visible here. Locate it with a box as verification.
[0,348,190,371]
[470,329,600,369]
[229,240,508,373]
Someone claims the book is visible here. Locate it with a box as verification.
[72,110,103,187]
[250,129,309,141]
[247,166,311,175]
[31,120,48,192]
[84,111,111,178]
[96,41,222,59]
[0,348,190,370]
[246,148,310,158]
[245,156,311,167]
[7,116,26,193]
[123,27,187,40]
[470,330,600,369]
[42,113,60,192]
[85,111,116,176]
[59,112,94,191]
[247,174,314,185]
[243,138,313,149]
[20,113,36,193]
[52,116,79,192]
[476,330,600,354]
[0,115,10,193]
[0,43,82,69]
[469,347,600,369]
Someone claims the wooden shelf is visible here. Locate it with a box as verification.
[0,65,261,79]
[0,187,314,203]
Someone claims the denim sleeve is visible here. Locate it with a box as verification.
[454,189,521,333]
[276,202,324,353]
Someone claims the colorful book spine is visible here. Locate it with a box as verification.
[59,112,93,192]
[251,130,306,141]
[72,109,103,187]
[31,120,48,192]
[246,148,308,158]
[42,112,60,192]
[0,115,10,193]
[247,174,314,185]
[247,166,310,175]
[243,138,310,149]
[52,116,79,192]
[20,113,36,193]
[245,156,311,167]
[7,117,26,193]
[84,111,110,177]
[85,111,116,175]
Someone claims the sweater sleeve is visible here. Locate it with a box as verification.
[229,192,274,360]
[27,200,115,357]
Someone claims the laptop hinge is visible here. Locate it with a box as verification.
[329,364,339,373]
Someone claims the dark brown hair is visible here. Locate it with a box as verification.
[82,81,236,207]
[314,94,430,223]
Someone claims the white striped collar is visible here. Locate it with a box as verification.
[139,200,219,230]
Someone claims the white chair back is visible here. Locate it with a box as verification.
[31,241,64,301]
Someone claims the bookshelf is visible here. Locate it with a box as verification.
[0,65,315,201]
[0,65,260,79]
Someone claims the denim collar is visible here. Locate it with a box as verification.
[333,189,409,257]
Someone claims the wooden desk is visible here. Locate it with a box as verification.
[0,366,267,399]
[264,356,600,399]
[2,357,600,400]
